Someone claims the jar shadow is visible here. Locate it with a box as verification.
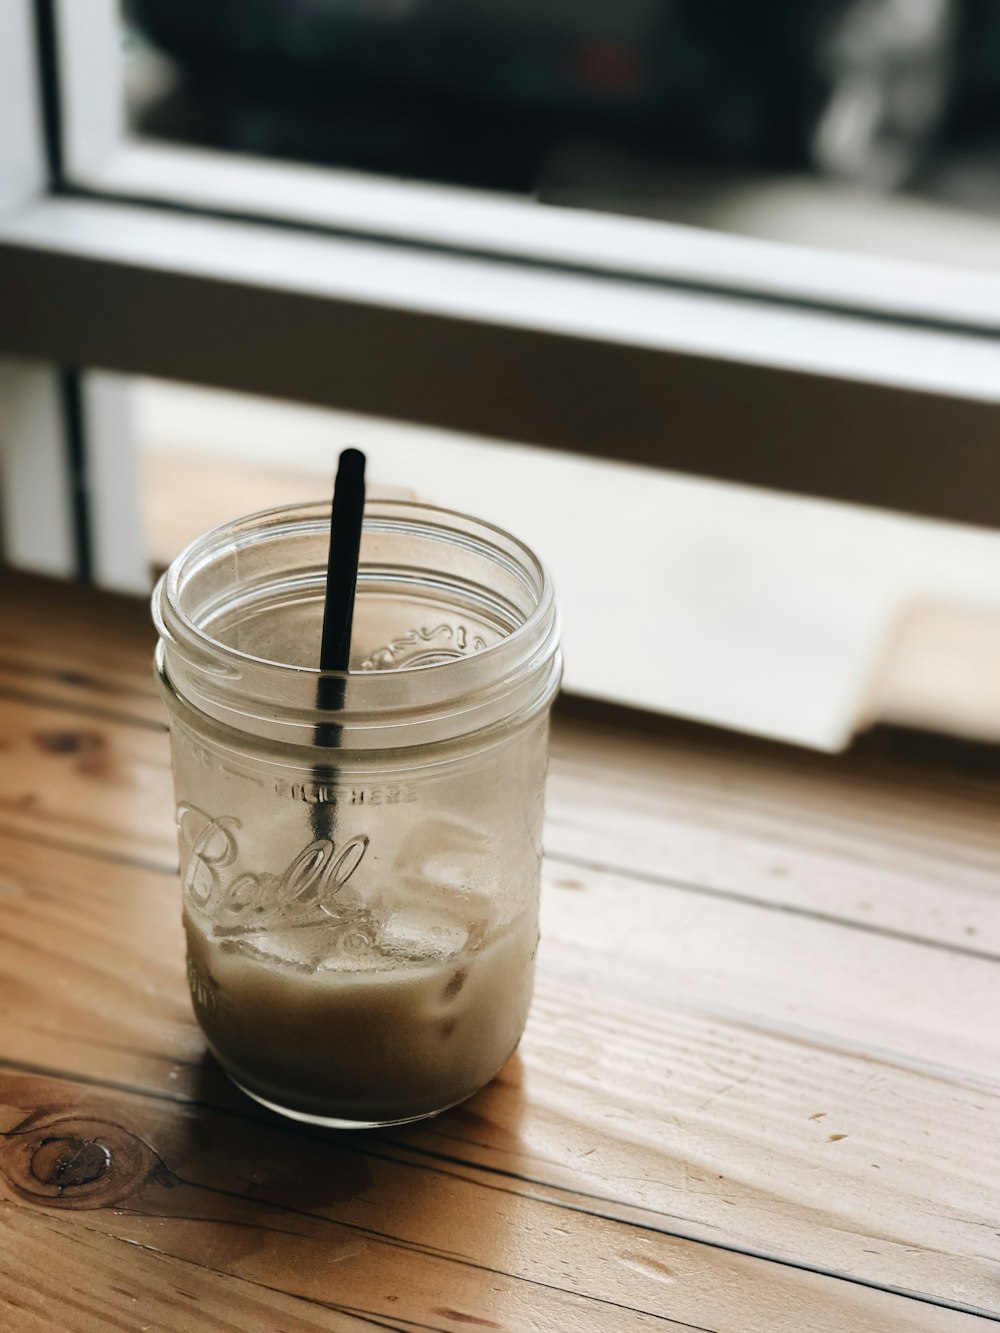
[157,1047,527,1300]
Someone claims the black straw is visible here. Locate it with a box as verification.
[311,448,366,841]
[320,448,366,674]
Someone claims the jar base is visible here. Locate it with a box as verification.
[228,1073,471,1130]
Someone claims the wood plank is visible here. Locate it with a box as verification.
[537,856,1000,1082]
[869,600,1000,744]
[546,714,1000,956]
[0,1070,985,1333]
[0,572,161,727]
[0,829,996,1317]
[0,1203,393,1333]
[0,695,176,868]
[142,448,414,575]
[142,450,334,575]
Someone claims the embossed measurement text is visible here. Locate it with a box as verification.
[272,780,418,805]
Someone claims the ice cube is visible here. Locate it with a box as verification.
[231,928,324,972]
[237,907,383,972]
[393,816,492,895]
[316,916,385,971]
[377,900,471,964]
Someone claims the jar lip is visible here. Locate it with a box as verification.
[155,498,556,683]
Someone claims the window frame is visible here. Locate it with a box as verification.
[55,0,1000,336]
[2,0,1000,594]
[0,0,78,580]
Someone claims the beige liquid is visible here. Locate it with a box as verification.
[184,903,538,1125]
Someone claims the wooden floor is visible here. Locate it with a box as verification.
[0,571,997,1333]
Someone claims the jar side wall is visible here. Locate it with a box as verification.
[170,701,548,1124]
[167,702,550,931]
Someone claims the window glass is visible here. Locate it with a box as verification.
[121,0,1000,270]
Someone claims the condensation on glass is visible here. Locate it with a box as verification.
[153,501,562,1127]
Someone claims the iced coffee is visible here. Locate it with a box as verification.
[184,883,538,1124]
[154,499,561,1126]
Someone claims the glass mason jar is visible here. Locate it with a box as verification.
[152,500,561,1128]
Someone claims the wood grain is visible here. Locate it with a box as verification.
[0,1070,987,1333]
[0,1072,704,1333]
[0,573,161,727]
[0,1203,395,1333]
[546,715,1000,956]
[1,571,999,1331]
[0,694,175,867]
[0,803,997,1314]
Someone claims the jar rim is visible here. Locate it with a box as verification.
[155,497,556,682]
[153,498,561,750]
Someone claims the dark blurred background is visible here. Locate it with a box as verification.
[125,0,1000,210]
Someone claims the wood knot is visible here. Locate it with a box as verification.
[30,1136,111,1189]
[31,729,112,779]
[33,730,104,756]
[1,1115,164,1210]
